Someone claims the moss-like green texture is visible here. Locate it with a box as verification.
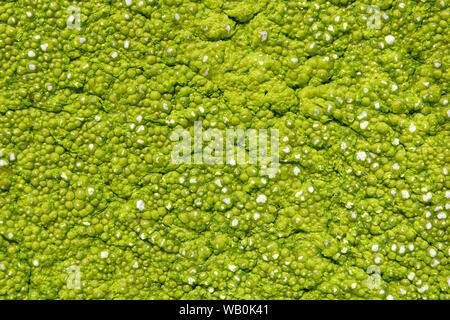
[0,0,448,299]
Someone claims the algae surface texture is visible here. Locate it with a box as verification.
[0,0,449,300]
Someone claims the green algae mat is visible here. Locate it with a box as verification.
[0,0,448,300]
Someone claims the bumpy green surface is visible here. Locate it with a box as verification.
[0,0,448,300]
